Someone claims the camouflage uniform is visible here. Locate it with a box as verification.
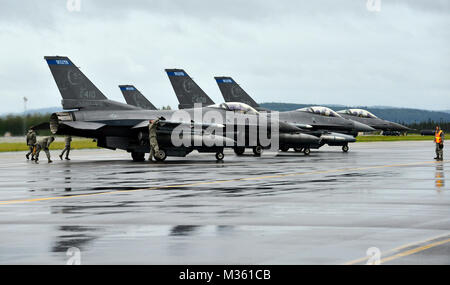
[59,136,72,160]
[25,129,37,160]
[35,137,55,163]
[148,118,160,161]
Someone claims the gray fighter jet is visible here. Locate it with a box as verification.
[44,56,316,161]
[119,85,157,110]
[214,76,377,153]
[337,109,410,133]
[164,70,373,154]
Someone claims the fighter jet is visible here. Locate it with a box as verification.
[337,109,410,133]
[164,71,373,154]
[119,85,157,110]
[165,69,347,155]
[45,56,315,161]
[213,76,377,153]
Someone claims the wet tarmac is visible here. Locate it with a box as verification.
[0,141,448,264]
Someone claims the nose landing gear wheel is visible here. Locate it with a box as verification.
[234,147,245,155]
[303,147,311,155]
[215,152,224,161]
[342,144,349,153]
[154,149,167,161]
[253,146,263,156]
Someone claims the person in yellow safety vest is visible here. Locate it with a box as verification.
[434,126,444,160]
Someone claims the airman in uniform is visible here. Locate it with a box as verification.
[148,118,160,161]
[59,136,72,160]
[35,136,55,164]
[25,128,37,160]
[434,126,444,161]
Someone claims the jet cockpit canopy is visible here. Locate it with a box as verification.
[297,106,342,118]
[338,109,378,119]
[209,102,259,115]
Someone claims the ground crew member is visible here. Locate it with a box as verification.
[35,136,55,164]
[59,136,72,160]
[434,126,444,160]
[148,118,161,161]
[25,128,37,161]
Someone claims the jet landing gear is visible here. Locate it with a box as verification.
[154,149,167,161]
[131,152,145,162]
[342,144,349,153]
[215,152,224,161]
[303,147,311,156]
[253,145,263,156]
[234,147,245,155]
[279,145,290,152]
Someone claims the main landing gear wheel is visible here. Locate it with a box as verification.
[234,147,245,155]
[154,149,167,161]
[303,147,311,156]
[215,152,224,161]
[253,145,263,156]
[342,144,349,153]
[131,152,145,162]
[280,146,290,152]
[294,147,303,153]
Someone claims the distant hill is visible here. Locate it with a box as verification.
[260,103,450,124]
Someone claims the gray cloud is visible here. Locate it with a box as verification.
[0,0,449,114]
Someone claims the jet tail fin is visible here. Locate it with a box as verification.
[214,76,259,108]
[119,85,157,110]
[165,69,215,109]
[44,56,137,110]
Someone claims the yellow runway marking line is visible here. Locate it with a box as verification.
[0,160,447,206]
[344,232,450,265]
[380,238,450,264]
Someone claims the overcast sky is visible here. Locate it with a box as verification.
[0,0,449,114]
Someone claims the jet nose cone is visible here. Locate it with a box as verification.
[353,121,375,132]
[390,122,410,131]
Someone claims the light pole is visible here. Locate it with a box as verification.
[23,97,28,136]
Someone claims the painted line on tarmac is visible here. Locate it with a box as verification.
[344,232,450,265]
[0,160,447,205]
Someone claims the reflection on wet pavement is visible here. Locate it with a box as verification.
[435,163,445,189]
[0,141,448,264]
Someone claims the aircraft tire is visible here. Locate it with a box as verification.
[342,144,349,153]
[303,147,311,156]
[253,146,263,156]
[131,151,145,162]
[154,149,167,161]
[215,152,224,161]
[234,147,245,155]
[280,146,290,152]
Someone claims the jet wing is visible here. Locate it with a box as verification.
[31,122,50,130]
[62,121,106,130]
